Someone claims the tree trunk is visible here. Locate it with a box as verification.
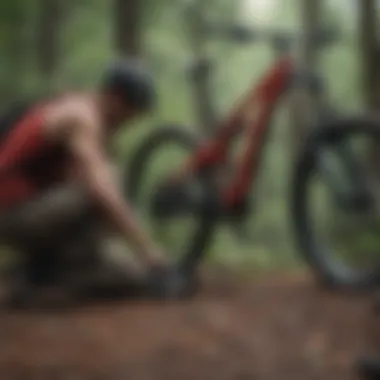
[299,0,321,73]
[0,3,28,104]
[37,0,63,86]
[359,0,380,109]
[185,0,217,135]
[288,0,322,151]
[114,0,141,57]
[7,18,26,102]
[359,0,380,176]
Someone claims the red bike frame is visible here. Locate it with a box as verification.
[181,56,294,210]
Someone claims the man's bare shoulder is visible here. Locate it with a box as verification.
[44,94,101,140]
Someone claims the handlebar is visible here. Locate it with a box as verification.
[203,23,341,51]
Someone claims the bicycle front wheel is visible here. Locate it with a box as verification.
[292,115,380,291]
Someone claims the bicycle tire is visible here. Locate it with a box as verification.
[126,125,219,289]
[292,115,380,292]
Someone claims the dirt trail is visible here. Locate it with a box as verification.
[0,272,373,380]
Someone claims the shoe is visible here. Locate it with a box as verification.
[146,265,187,299]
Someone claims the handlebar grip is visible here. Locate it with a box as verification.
[227,25,257,43]
[203,24,257,43]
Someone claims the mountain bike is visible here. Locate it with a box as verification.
[126,23,380,293]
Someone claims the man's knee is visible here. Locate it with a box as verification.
[26,184,92,222]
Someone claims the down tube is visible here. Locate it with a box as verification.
[223,67,293,207]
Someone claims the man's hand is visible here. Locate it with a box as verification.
[146,264,186,299]
[145,248,170,269]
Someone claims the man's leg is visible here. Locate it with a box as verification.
[0,185,96,305]
[57,221,148,299]
[0,184,93,250]
[0,184,148,305]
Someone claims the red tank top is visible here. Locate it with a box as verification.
[0,103,69,210]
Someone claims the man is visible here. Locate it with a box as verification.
[0,59,181,305]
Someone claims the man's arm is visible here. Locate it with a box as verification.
[63,114,166,267]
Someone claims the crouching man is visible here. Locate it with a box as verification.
[0,59,181,307]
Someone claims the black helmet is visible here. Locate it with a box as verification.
[101,58,156,112]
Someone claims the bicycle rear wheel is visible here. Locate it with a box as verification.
[126,125,219,288]
[292,115,380,291]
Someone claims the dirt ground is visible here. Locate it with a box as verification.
[0,270,375,380]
